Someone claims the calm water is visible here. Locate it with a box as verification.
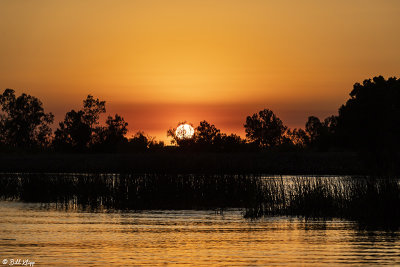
[1,201,400,266]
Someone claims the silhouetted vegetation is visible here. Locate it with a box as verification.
[166,120,247,152]
[245,176,400,227]
[167,121,195,148]
[54,95,109,151]
[0,89,54,150]
[0,75,400,174]
[93,114,129,152]
[126,131,164,152]
[0,173,261,210]
[1,173,399,227]
[2,76,400,227]
[244,108,287,148]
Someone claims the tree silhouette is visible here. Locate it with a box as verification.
[219,133,245,152]
[129,131,150,151]
[286,128,309,148]
[128,131,164,152]
[0,89,54,148]
[95,114,128,151]
[54,110,91,151]
[167,121,195,148]
[305,116,323,144]
[304,115,338,150]
[54,95,106,151]
[196,120,222,149]
[337,76,400,154]
[83,95,106,133]
[244,108,287,148]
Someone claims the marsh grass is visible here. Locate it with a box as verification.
[0,173,262,210]
[1,173,399,225]
[246,176,400,226]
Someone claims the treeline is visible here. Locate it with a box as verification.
[0,76,399,158]
[0,90,163,152]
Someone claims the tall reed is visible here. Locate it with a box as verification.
[1,173,399,225]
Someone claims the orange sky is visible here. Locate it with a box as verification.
[0,0,399,142]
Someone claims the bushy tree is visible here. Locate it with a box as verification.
[219,133,245,152]
[127,131,164,152]
[244,108,287,148]
[128,131,151,151]
[167,121,196,148]
[0,89,54,149]
[286,128,309,148]
[337,76,400,153]
[54,110,91,151]
[195,121,246,151]
[82,95,106,132]
[54,95,106,151]
[196,120,222,148]
[94,114,128,151]
[305,116,323,144]
[304,115,338,150]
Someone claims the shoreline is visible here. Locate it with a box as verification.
[0,151,365,174]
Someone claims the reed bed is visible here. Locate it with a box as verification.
[0,173,262,210]
[246,176,400,225]
[0,173,399,225]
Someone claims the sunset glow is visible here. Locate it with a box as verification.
[0,0,399,142]
[175,124,194,139]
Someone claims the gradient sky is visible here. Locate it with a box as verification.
[1,0,399,142]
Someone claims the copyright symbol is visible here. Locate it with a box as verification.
[2,259,7,264]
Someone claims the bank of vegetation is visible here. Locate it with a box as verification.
[1,173,399,227]
[0,76,399,174]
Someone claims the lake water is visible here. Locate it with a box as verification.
[1,201,400,266]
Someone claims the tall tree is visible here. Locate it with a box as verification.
[286,128,309,148]
[337,76,400,153]
[54,110,91,150]
[82,95,106,132]
[0,89,54,148]
[54,95,106,150]
[96,114,128,149]
[195,120,222,148]
[244,108,287,148]
[305,116,323,144]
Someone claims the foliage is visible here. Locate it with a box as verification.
[286,128,309,148]
[305,116,323,144]
[94,114,128,151]
[244,109,287,148]
[303,115,337,151]
[167,121,196,148]
[54,110,91,151]
[196,120,221,147]
[128,131,151,151]
[54,95,106,151]
[168,120,246,152]
[54,95,128,152]
[219,133,246,152]
[0,89,54,149]
[3,75,400,160]
[82,95,106,130]
[337,76,400,152]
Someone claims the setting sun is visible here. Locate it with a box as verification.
[1,1,400,266]
[175,124,194,139]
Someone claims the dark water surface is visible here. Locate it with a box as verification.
[1,201,400,266]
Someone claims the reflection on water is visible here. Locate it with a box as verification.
[1,202,400,266]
